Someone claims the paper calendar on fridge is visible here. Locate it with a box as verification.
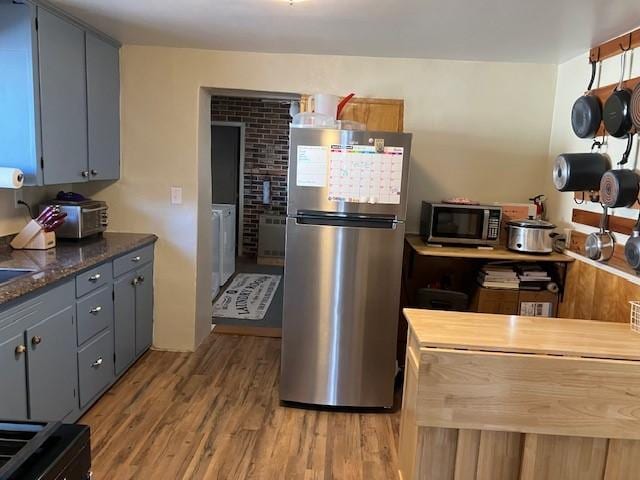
[328,145,404,204]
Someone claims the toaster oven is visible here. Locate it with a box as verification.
[40,200,108,239]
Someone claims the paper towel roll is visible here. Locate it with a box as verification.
[0,168,24,189]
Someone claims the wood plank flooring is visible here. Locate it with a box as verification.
[81,334,401,479]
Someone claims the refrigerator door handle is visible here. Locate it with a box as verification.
[295,213,398,229]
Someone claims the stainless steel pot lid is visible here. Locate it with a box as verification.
[507,219,556,229]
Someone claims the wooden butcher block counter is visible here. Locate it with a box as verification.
[399,309,640,480]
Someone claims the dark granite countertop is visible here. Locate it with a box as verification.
[0,232,157,306]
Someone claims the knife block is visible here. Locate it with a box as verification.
[10,220,56,250]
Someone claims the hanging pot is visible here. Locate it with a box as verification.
[571,61,602,139]
[625,211,640,271]
[552,152,610,191]
[630,81,640,131]
[600,169,639,208]
[585,205,615,261]
[603,51,633,138]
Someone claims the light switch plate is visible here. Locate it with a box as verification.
[170,186,182,205]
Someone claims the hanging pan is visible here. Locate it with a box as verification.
[600,137,638,208]
[603,48,633,138]
[625,210,640,271]
[571,60,602,139]
[630,80,640,131]
[585,205,615,262]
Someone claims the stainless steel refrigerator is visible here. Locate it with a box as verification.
[280,127,412,408]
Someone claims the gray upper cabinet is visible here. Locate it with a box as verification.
[27,305,77,421]
[37,8,88,184]
[0,332,28,419]
[86,33,120,181]
[0,1,120,186]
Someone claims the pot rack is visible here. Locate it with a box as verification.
[572,29,640,207]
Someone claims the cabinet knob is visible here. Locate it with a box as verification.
[132,277,140,286]
[89,306,102,315]
[138,275,145,283]
[88,273,101,283]
[132,256,141,263]
[91,357,103,368]
[81,170,89,178]
[31,336,42,346]
[90,169,98,176]
[15,344,26,355]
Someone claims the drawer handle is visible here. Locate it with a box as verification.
[31,336,42,346]
[89,306,102,315]
[91,357,103,368]
[15,344,26,355]
[132,256,141,263]
[88,273,101,283]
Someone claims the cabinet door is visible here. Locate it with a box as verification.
[135,262,154,356]
[86,33,120,181]
[114,272,136,375]
[37,8,88,184]
[27,306,76,420]
[0,332,28,419]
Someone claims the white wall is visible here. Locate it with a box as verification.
[82,46,557,351]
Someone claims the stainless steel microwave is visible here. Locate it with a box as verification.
[420,202,502,246]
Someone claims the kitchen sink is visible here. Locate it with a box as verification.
[0,268,36,285]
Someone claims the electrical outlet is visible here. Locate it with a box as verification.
[14,189,24,209]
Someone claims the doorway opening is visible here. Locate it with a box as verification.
[210,91,300,337]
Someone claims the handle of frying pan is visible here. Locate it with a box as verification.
[587,60,597,91]
[619,133,634,165]
[616,51,627,92]
[599,205,609,234]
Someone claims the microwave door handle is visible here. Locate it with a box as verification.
[81,207,107,213]
[482,210,490,239]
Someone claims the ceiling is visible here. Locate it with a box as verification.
[49,0,640,63]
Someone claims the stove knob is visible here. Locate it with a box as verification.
[15,344,26,355]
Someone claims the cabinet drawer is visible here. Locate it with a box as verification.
[77,329,114,408]
[76,262,112,298]
[113,244,154,277]
[76,285,113,345]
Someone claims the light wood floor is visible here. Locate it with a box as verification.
[81,334,401,479]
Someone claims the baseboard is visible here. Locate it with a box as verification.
[257,256,285,266]
[212,324,282,338]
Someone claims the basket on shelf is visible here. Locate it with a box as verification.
[630,301,640,333]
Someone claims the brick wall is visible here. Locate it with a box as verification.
[211,96,290,256]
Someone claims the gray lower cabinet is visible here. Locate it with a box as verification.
[0,244,154,422]
[0,332,28,419]
[135,262,154,356]
[78,329,114,408]
[114,256,154,375]
[27,305,77,421]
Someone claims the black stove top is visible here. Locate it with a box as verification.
[0,421,90,480]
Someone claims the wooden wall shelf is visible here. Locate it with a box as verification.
[572,208,637,236]
[590,29,640,63]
